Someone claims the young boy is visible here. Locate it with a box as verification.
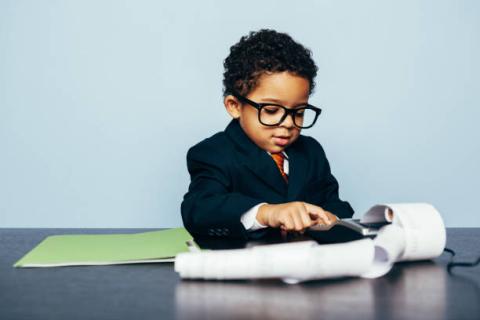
[181,29,354,240]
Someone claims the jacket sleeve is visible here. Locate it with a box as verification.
[306,138,355,219]
[180,143,263,239]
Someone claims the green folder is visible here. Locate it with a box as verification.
[14,228,195,268]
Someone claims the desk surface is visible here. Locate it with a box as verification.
[1,228,479,320]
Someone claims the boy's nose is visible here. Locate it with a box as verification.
[279,113,295,128]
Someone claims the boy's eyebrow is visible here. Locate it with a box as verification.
[259,97,309,106]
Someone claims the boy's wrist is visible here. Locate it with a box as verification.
[256,203,272,226]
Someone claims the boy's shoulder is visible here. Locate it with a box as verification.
[187,120,242,159]
[190,130,227,148]
[186,129,233,162]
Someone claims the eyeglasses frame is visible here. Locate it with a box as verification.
[230,91,322,129]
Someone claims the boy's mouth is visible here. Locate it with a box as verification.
[272,136,290,146]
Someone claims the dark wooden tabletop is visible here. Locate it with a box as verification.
[1,228,479,320]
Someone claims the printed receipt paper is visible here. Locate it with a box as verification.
[175,203,446,282]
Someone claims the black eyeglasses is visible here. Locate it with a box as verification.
[231,91,322,129]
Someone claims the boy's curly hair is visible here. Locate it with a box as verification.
[223,29,318,97]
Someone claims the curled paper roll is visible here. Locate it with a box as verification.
[361,224,406,279]
[361,203,446,262]
[175,239,375,282]
[389,203,446,262]
[175,241,317,280]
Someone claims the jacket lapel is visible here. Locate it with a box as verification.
[285,144,308,201]
[225,120,287,195]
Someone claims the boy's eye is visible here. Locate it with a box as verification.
[263,106,281,114]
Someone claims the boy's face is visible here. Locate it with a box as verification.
[224,71,310,153]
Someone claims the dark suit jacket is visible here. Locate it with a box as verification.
[181,119,354,240]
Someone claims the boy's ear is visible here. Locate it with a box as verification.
[224,95,242,119]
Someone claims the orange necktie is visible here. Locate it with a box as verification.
[271,153,288,183]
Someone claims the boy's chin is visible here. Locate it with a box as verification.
[266,144,288,154]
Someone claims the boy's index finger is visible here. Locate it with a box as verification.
[302,202,324,213]
[303,203,329,221]
[329,212,339,223]
[326,211,341,226]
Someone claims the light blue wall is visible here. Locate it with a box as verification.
[1,0,479,227]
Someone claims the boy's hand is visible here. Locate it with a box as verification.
[257,202,338,233]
